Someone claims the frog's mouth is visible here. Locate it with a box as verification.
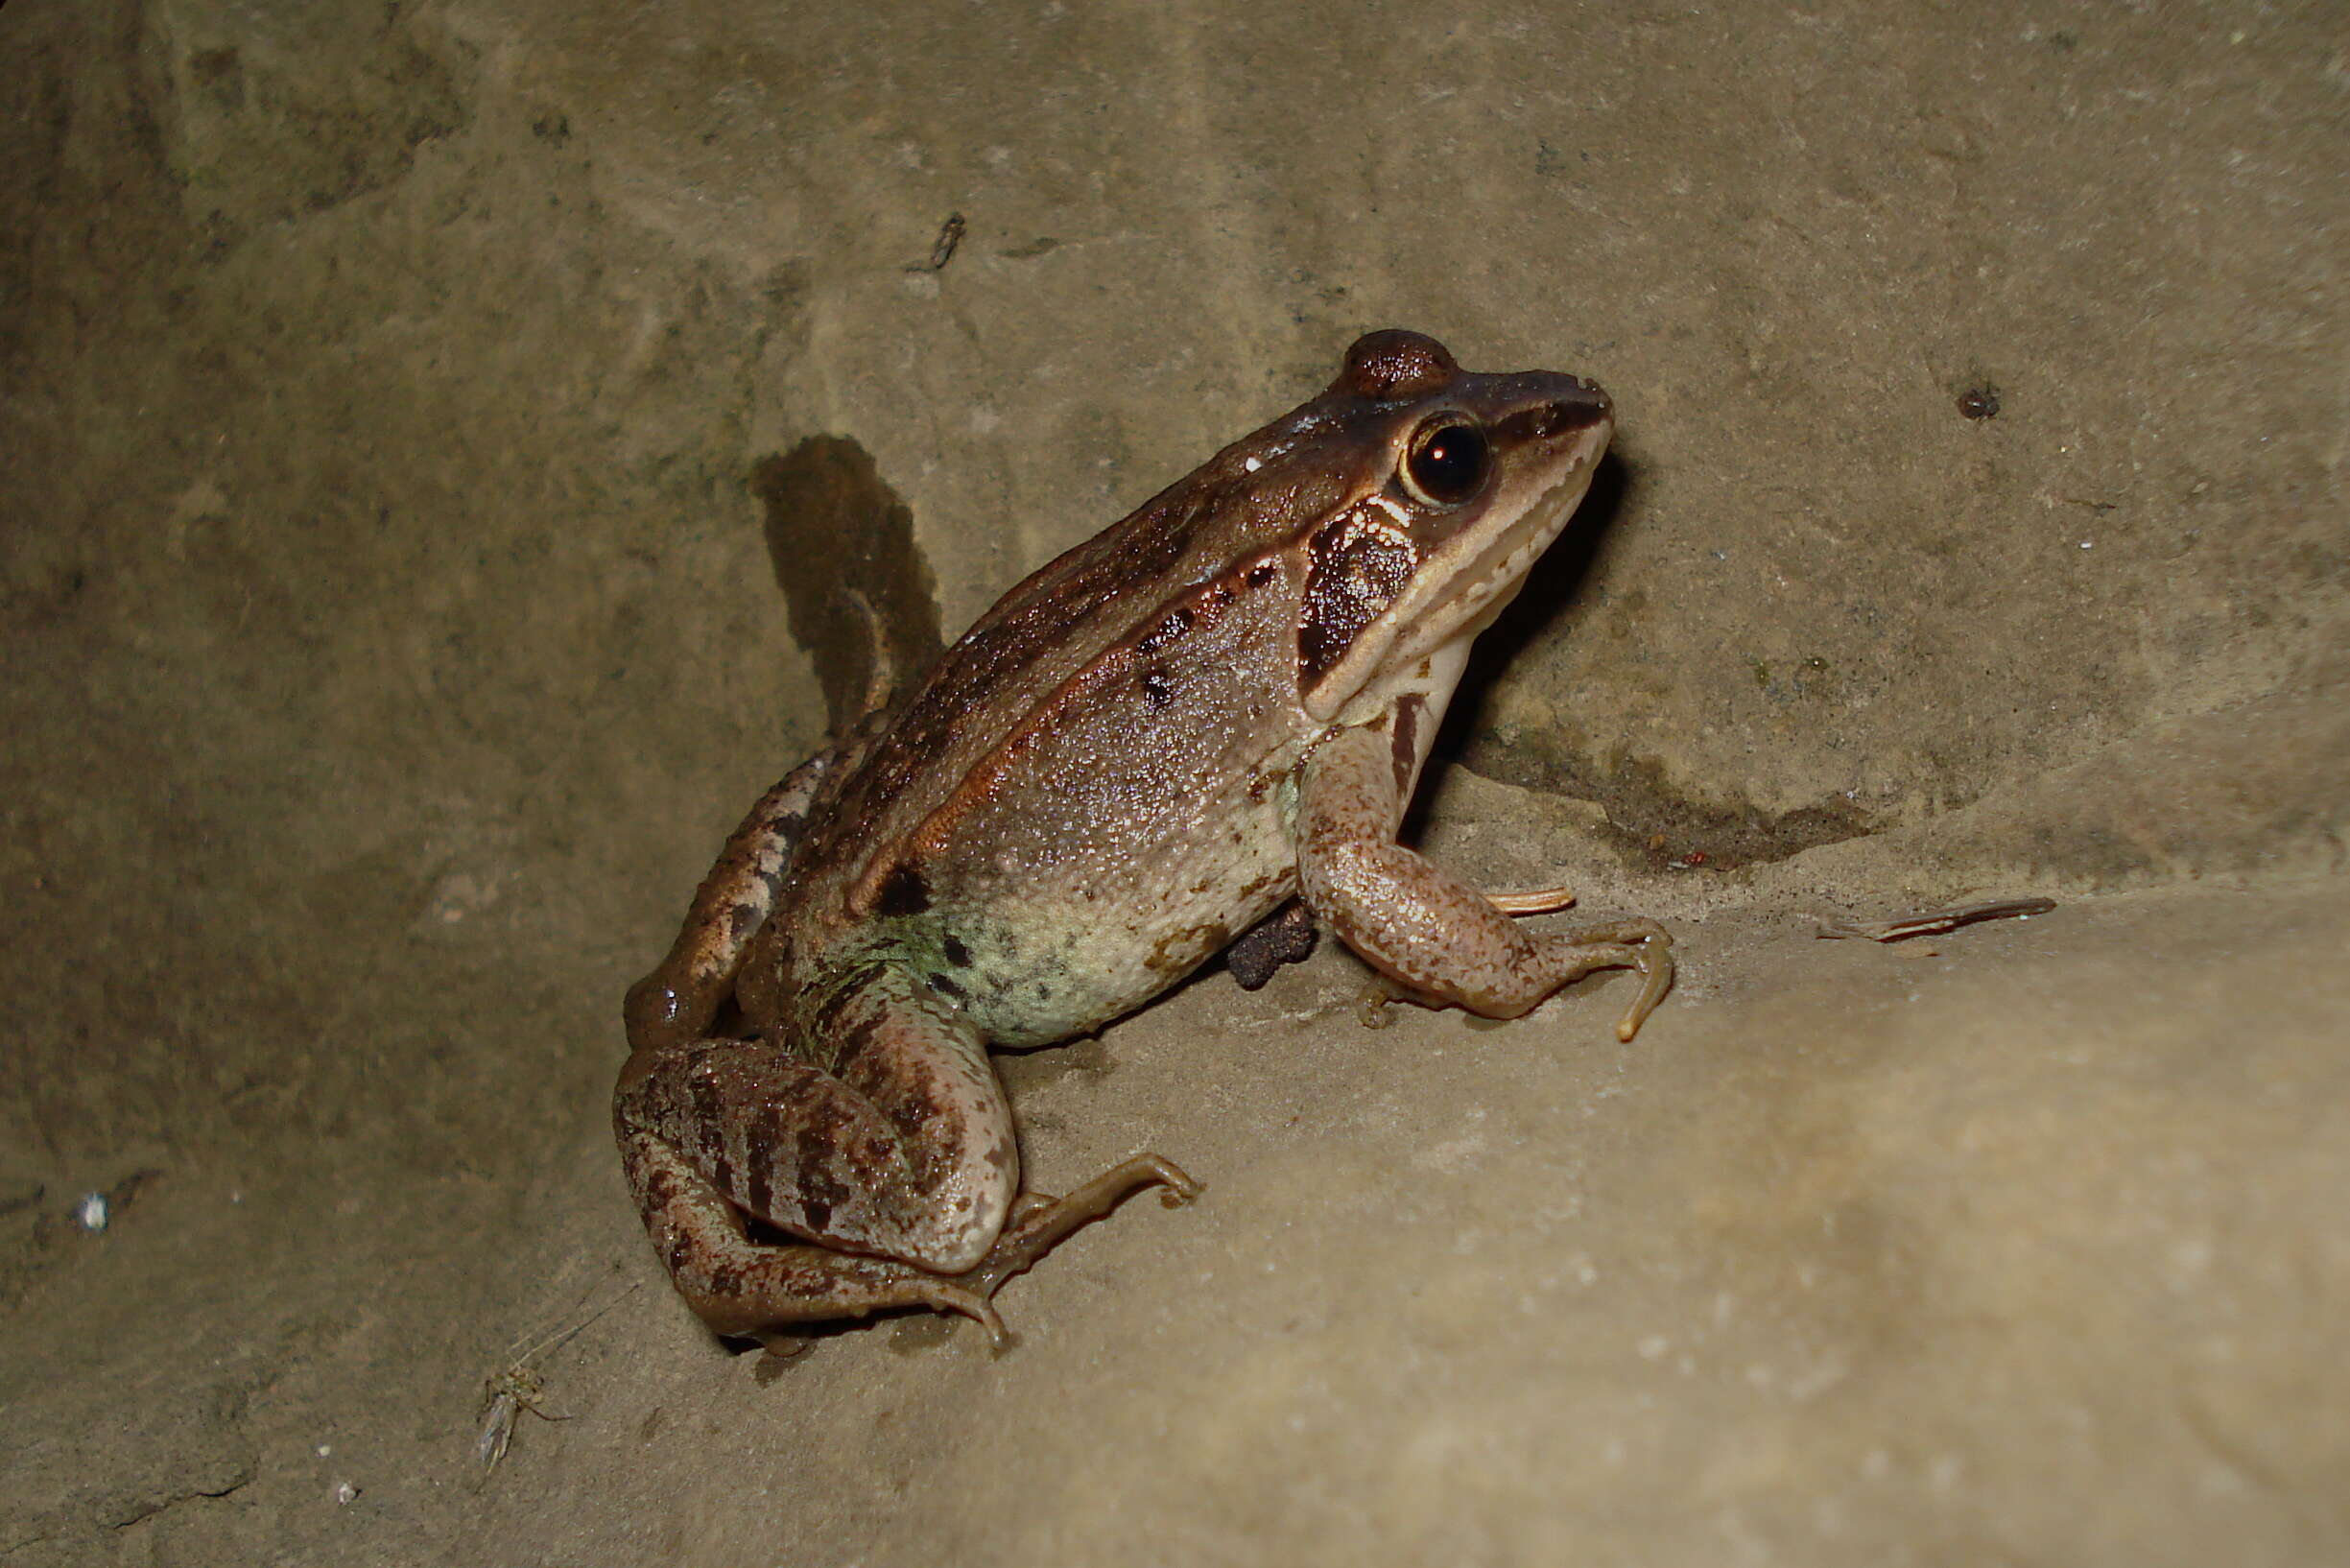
[1422,452,1605,642]
[1301,412,1609,724]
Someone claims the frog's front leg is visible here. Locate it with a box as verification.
[1295,721,1674,1041]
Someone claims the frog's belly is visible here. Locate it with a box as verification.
[933,781,1301,1049]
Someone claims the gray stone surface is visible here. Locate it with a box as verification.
[2,1,2342,1563]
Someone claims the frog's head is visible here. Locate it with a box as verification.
[1285,329,1613,724]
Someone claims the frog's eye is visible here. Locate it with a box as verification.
[1399,417,1489,507]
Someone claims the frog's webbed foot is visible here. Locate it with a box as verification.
[1486,883,1578,916]
[961,1154,1202,1298]
[741,1247,1014,1350]
[738,1154,1199,1353]
[1533,916,1675,1042]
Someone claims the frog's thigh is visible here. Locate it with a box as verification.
[615,980,1016,1278]
[1296,723,1649,1020]
[616,1120,1007,1342]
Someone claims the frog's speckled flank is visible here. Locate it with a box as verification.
[616,329,1672,1348]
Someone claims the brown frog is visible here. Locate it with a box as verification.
[616,329,1672,1349]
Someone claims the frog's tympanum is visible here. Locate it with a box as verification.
[616,330,1672,1349]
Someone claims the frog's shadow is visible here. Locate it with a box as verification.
[1411,447,1633,822]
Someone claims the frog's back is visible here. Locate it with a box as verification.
[785,470,1341,1040]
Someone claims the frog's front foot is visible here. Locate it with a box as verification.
[961,1153,1202,1300]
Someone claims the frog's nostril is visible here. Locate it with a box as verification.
[1503,394,1610,442]
[1566,383,1612,425]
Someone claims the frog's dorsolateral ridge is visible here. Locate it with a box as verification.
[615,329,1671,1349]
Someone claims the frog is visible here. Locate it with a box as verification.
[614,329,1673,1351]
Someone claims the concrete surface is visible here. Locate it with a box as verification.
[2,1,2342,1563]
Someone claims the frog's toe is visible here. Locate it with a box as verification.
[938,1286,1012,1352]
[962,1153,1200,1295]
[1005,1190,1059,1225]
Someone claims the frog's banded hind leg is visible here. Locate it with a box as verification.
[623,754,837,1056]
[616,969,1193,1342]
[619,968,1012,1291]
[617,1111,1010,1344]
[622,606,908,1059]
[1295,721,1673,1041]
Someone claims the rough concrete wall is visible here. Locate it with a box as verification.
[2,0,814,1179]
[1,1,2342,1564]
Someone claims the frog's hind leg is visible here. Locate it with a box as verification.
[616,968,1199,1344]
[624,697,905,1057]
[616,968,1027,1336]
[624,756,835,1056]
[622,971,1014,1258]
[617,1115,1010,1346]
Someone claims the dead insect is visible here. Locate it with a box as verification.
[908,211,966,273]
[474,1283,640,1477]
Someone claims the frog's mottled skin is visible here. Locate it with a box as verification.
[616,330,1672,1348]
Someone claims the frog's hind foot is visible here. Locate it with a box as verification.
[724,1252,1011,1350]
[688,1227,1013,1351]
[698,1152,1199,1357]
[962,1153,1201,1296]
